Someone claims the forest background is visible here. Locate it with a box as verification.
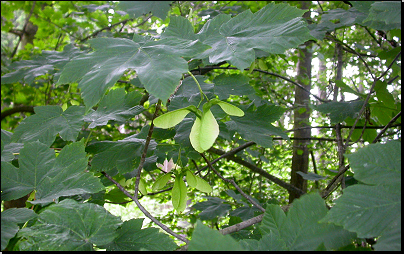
[1,1,401,251]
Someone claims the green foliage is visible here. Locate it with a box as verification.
[1,0,401,251]
[321,141,401,251]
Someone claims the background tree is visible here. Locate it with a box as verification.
[1,1,401,251]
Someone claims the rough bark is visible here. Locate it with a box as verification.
[289,2,312,203]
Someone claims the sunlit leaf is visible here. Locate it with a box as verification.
[154,108,192,129]
[172,175,187,213]
[186,170,197,188]
[152,173,172,191]
[195,175,212,193]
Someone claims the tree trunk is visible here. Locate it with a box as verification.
[289,2,312,203]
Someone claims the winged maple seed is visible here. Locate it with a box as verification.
[156,158,176,173]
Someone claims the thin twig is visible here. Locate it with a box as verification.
[102,172,189,244]
[200,153,265,212]
[343,52,401,150]
[372,111,401,143]
[103,101,189,244]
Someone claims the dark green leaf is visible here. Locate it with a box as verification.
[57,37,209,109]
[188,220,244,251]
[197,3,313,70]
[212,73,255,100]
[345,141,401,186]
[11,106,85,146]
[297,172,327,181]
[259,193,355,250]
[315,100,363,124]
[1,208,37,251]
[226,104,287,148]
[118,1,171,20]
[102,218,177,251]
[192,197,231,220]
[87,136,156,174]
[17,199,122,251]
[1,140,104,204]
[1,44,82,85]
[84,88,144,128]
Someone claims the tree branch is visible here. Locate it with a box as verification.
[1,105,35,121]
[200,153,266,212]
[208,146,306,196]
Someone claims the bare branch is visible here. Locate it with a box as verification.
[200,153,266,212]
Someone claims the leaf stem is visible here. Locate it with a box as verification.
[187,71,208,108]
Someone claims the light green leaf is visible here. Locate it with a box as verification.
[154,108,192,129]
[57,37,210,110]
[172,175,187,213]
[197,3,313,70]
[17,199,122,251]
[188,220,244,251]
[11,105,85,146]
[101,218,177,251]
[195,175,212,193]
[152,173,172,191]
[216,101,244,117]
[200,109,220,151]
[139,178,147,195]
[1,208,37,251]
[189,117,203,153]
[186,170,197,188]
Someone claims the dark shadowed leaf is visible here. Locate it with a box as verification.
[11,105,85,146]
[102,218,177,251]
[17,199,122,251]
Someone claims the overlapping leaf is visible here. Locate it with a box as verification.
[11,105,85,147]
[1,129,23,162]
[1,44,83,85]
[86,136,156,174]
[57,37,210,110]
[1,140,104,204]
[226,104,287,148]
[101,218,177,251]
[212,74,255,100]
[321,141,401,251]
[192,197,232,220]
[189,220,244,251]
[315,100,364,124]
[243,193,355,251]
[16,199,122,251]
[84,88,144,128]
[118,1,171,20]
[1,208,37,251]
[196,2,313,70]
